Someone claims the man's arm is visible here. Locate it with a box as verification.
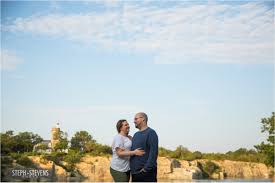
[143,130,158,172]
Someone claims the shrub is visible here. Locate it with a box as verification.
[63,150,83,172]
[203,161,221,175]
[10,152,22,160]
[1,156,13,166]
[16,156,34,167]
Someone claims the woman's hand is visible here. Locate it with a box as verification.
[134,148,145,156]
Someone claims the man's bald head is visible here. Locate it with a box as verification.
[134,112,149,130]
[136,112,148,123]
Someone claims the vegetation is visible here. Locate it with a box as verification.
[63,150,84,172]
[53,131,69,152]
[158,112,274,167]
[70,130,112,155]
[1,131,43,154]
[87,143,112,156]
[197,161,221,178]
[35,143,48,152]
[159,146,265,163]
[16,155,35,167]
[70,131,96,152]
[1,112,274,170]
[203,161,221,175]
[254,112,274,167]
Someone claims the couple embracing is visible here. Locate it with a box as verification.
[110,112,158,182]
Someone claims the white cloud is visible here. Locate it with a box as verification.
[0,49,23,70]
[4,1,274,64]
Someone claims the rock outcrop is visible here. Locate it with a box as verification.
[1,155,273,182]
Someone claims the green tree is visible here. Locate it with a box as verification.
[203,161,221,176]
[35,143,48,152]
[93,143,112,155]
[1,131,43,154]
[54,131,69,152]
[171,145,192,159]
[84,141,97,152]
[64,150,83,172]
[254,112,274,167]
[16,155,35,167]
[193,151,203,159]
[159,147,173,157]
[70,131,96,152]
[13,132,43,152]
[1,131,16,154]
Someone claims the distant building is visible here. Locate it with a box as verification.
[33,122,67,153]
[33,140,52,153]
[51,122,60,150]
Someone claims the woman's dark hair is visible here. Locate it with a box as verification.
[116,119,127,133]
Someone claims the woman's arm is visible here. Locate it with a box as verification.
[127,135,132,140]
[116,147,145,157]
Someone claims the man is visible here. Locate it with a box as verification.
[130,112,158,182]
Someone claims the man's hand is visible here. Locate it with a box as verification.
[140,168,147,173]
[134,148,145,156]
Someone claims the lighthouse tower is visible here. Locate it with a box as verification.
[51,122,60,150]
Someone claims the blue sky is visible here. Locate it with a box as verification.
[1,0,274,153]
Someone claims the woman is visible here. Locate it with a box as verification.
[110,119,145,182]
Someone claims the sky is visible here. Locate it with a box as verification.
[1,0,274,153]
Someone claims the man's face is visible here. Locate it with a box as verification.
[134,115,144,129]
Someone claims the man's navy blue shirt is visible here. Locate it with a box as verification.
[130,127,158,174]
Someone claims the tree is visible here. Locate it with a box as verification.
[254,112,274,167]
[1,131,16,154]
[203,161,221,176]
[34,143,48,152]
[193,151,203,159]
[93,143,112,155]
[84,141,97,152]
[53,131,69,152]
[13,132,43,152]
[159,147,173,157]
[64,150,83,172]
[1,131,43,153]
[171,145,191,159]
[70,131,96,152]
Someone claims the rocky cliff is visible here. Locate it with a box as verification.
[1,155,273,182]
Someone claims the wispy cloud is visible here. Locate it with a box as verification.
[0,49,23,71]
[3,1,274,64]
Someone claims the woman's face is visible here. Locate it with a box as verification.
[120,121,130,134]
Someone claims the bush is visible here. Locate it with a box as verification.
[197,161,221,178]
[64,150,83,164]
[87,143,112,156]
[63,150,84,172]
[45,151,66,164]
[1,156,13,166]
[39,154,49,164]
[23,151,41,156]
[203,161,221,175]
[16,156,34,167]
[10,152,22,160]
[193,151,203,159]
[159,147,173,157]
